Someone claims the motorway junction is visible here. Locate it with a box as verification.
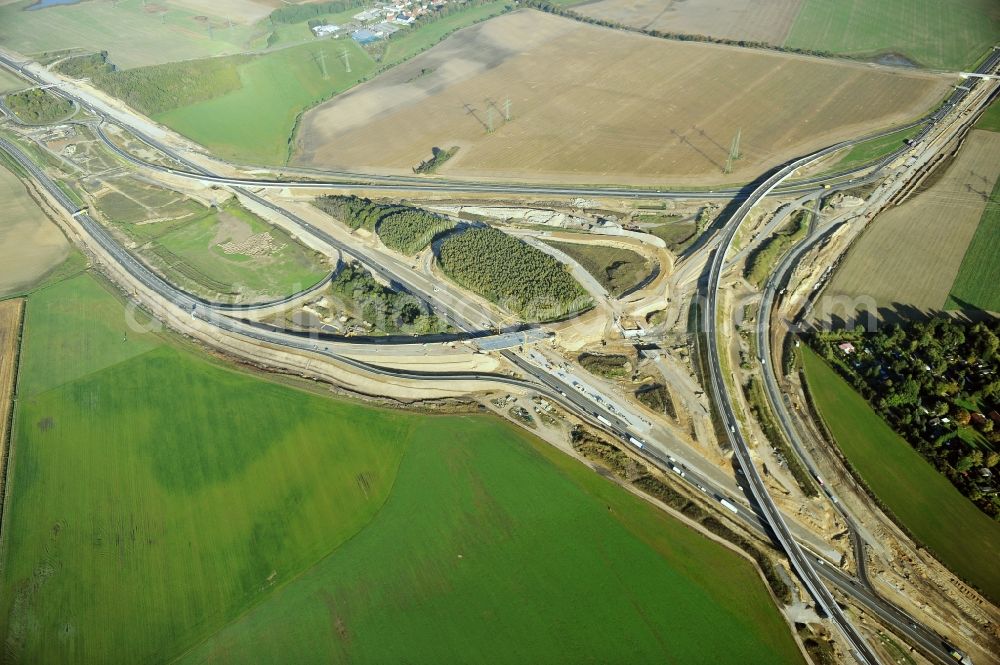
[0,32,998,665]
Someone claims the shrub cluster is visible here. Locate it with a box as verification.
[330,262,446,334]
[315,195,456,254]
[5,88,74,124]
[438,226,591,321]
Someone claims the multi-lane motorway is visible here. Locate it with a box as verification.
[703,47,1000,665]
[703,144,884,665]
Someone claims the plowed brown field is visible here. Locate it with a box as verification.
[0,298,23,500]
[294,10,950,186]
[824,129,1000,317]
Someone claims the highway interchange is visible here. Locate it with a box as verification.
[2,45,999,665]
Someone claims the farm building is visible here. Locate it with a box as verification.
[353,8,383,23]
[311,24,340,37]
[351,28,381,44]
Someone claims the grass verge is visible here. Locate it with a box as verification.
[544,240,650,296]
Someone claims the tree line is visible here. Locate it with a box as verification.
[808,316,1000,519]
[438,227,591,321]
[314,195,456,254]
[270,0,368,25]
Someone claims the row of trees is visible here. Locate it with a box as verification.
[315,195,456,254]
[808,316,1000,518]
[55,51,245,116]
[438,227,591,321]
[269,0,369,24]
[4,88,74,124]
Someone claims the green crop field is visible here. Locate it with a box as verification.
[177,422,800,664]
[544,240,651,296]
[830,125,923,171]
[785,0,1000,70]
[147,202,328,301]
[0,272,803,664]
[0,67,24,94]
[945,171,1000,312]
[801,347,1000,601]
[157,40,377,164]
[974,97,1000,132]
[0,0,262,69]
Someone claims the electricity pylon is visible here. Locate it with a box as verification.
[317,50,328,78]
[724,128,742,175]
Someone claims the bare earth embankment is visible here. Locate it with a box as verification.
[294,10,950,186]
[822,129,1000,319]
[574,0,802,44]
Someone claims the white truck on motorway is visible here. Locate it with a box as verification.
[719,498,739,514]
[628,437,644,449]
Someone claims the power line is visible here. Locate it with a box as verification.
[317,49,328,78]
[341,48,351,73]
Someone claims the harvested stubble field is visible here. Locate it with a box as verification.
[0,298,22,479]
[0,164,69,297]
[0,273,802,664]
[823,129,1000,317]
[946,167,1000,312]
[294,10,950,186]
[574,0,802,45]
